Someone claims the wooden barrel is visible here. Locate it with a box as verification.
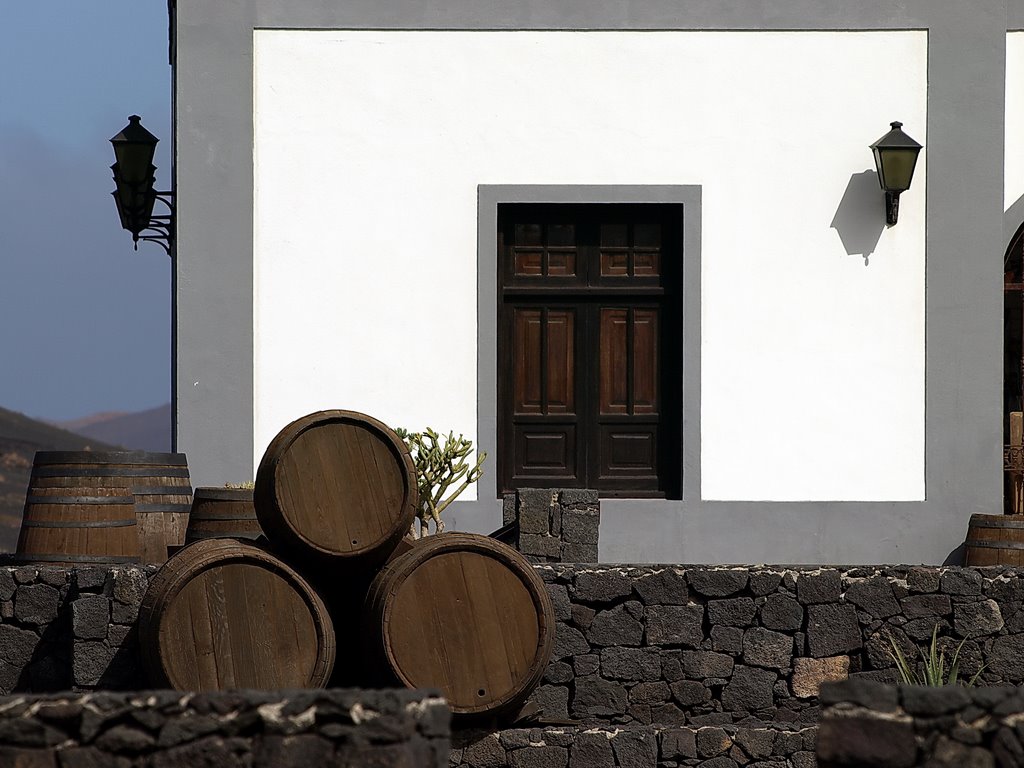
[965,514,1024,565]
[186,488,262,544]
[138,538,335,690]
[16,486,139,564]
[362,532,555,719]
[29,451,192,564]
[254,410,418,566]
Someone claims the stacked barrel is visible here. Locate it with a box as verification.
[17,451,192,565]
[20,410,554,719]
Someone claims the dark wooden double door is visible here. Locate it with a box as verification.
[497,204,682,498]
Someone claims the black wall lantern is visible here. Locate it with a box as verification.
[870,121,923,227]
[109,115,174,255]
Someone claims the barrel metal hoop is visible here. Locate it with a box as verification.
[134,486,193,496]
[21,519,137,529]
[16,554,140,563]
[136,504,192,514]
[966,539,1024,551]
[187,531,262,540]
[32,467,191,478]
[970,518,1024,530]
[192,512,259,521]
[26,496,134,505]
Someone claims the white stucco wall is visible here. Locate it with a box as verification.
[253,30,927,501]
[1008,32,1024,212]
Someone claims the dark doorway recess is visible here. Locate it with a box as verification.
[1004,221,1024,512]
[497,203,683,499]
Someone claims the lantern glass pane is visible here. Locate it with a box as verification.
[879,148,920,192]
[112,142,156,184]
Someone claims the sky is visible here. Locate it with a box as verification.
[0,2,172,421]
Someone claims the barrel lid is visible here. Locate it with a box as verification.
[255,410,417,559]
[376,533,555,715]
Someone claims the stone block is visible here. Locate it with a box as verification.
[680,651,734,680]
[15,584,59,626]
[742,627,792,670]
[72,641,115,687]
[111,569,147,605]
[600,647,662,682]
[688,569,748,597]
[561,544,597,563]
[562,509,599,545]
[749,571,783,596]
[519,534,561,559]
[574,654,599,676]
[734,728,775,759]
[611,729,657,768]
[0,570,16,602]
[553,625,590,659]
[548,584,572,621]
[634,569,688,605]
[660,729,697,760]
[530,685,570,720]
[503,493,517,526]
[791,656,849,698]
[697,727,732,758]
[759,594,803,631]
[844,577,900,619]
[806,604,862,657]
[586,605,643,647]
[900,594,952,618]
[569,733,612,768]
[721,666,775,712]
[796,571,841,605]
[646,604,704,647]
[71,596,110,641]
[463,733,507,768]
[711,625,744,654]
[518,489,555,535]
[629,681,671,705]
[707,597,757,627]
[669,679,710,706]
[571,604,595,630]
[954,599,1004,637]
[817,717,917,768]
[574,571,632,603]
[0,624,41,668]
[572,675,627,718]
[940,569,983,596]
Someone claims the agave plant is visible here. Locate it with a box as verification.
[886,624,985,686]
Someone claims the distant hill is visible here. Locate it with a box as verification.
[0,406,119,553]
[52,404,171,453]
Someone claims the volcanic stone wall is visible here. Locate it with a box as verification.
[2,560,1024,733]
[817,679,1024,768]
[0,688,449,767]
[0,564,156,693]
[452,723,816,768]
[524,564,1024,726]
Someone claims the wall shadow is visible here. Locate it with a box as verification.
[830,169,886,265]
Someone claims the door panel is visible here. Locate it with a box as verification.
[498,204,682,498]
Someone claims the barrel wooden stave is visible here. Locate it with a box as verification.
[254,410,417,565]
[965,513,1024,566]
[138,538,335,691]
[362,532,555,719]
[186,488,262,543]
[17,486,139,564]
[29,451,192,564]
